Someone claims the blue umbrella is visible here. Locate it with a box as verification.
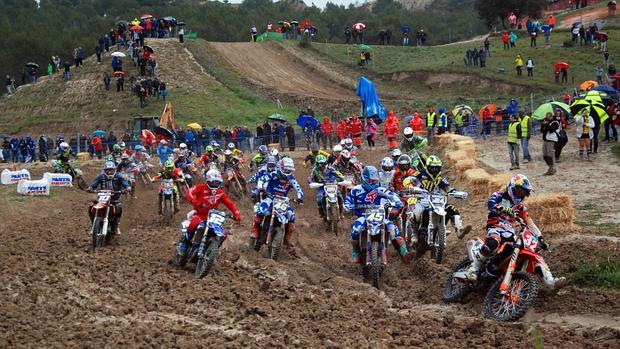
[91,130,106,137]
[296,114,318,129]
[400,26,410,34]
[593,85,619,100]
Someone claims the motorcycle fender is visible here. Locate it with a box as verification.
[276,213,289,225]
[368,224,382,236]
[434,208,447,216]
[327,195,338,204]
[518,249,546,274]
[211,225,226,238]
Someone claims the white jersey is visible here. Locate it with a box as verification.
[379,170,394,190]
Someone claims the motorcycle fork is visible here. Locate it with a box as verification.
[381,226,387,265]
[500,247,520,294]
[266,207,277,245]
[102,206,110,236]
[427,209,435,246]
[365,230,372,266]
[90,208,100,236]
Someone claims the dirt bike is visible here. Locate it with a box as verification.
[135,161,153,185]
[249,195,296,261]
[359,205,391,289]
[158,178,182,225]
[224,167,247,198]
[173,210,234,278]
[53,160,88,190]
[309,180,350,235]
[88,190,119,251]
[443,210,560,322]
[406,187,468,264]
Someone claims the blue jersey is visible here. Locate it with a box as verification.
[89,173,130,201]
[344,185,402,217]
[258,172,304,200]
[249,166,271,184]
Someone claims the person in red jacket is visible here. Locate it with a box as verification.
[350,114,363,148]
[385,111,399,149]
[177,169,241,257]
[320,117,334,148]
[91,136,103,159]
[336,119,347,140]
[501,32,510,50]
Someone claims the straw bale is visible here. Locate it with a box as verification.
[454,159,476,172]
[526,194,575,233]
[464,168,491,195]
[446,150,469,164]
[448,134,471,144]
[436,134,451,145]
[486,173,513,194]
[456,143,476,159]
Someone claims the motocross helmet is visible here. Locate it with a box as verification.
[60,142,70,151]
[103,161,116,179]
[270,148,279,157]
[205,169,223,191]
[266,155,277,172]
[277,157,295,181]
[205,145,214,153]
[164,159,175,172]
[179,143,187,150]
[403,127,415,141]
[134,144,143,152]
[315,154,327,169]
[340,149,351,163]
[258,145,268,156]
[339,139,346,146]
[426,155,442,177]
[160,139,168,145]
[381,157,394,172]
[120,142,126,149]
[311,143,319,154]
[105,154,114,162]
[224,149,232,156]
[391,148,402,162]
[344,138,353,148]
[361,166,380,192]
[121,153,130,162]
[397,154,412,172]
[112,144,121,153]
[507,174,533,205]
[333,144,343,154]
[402,176,419,190]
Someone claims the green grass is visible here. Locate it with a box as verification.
[311,28,619,108]
[569,257,620,289]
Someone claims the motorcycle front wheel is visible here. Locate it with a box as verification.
[443,258,473,303]
[328,204,339,235]
[370,241,382,289]
[268,226,284,260]
[163,197,173,225]
[195,240,220,279]
[483,271,540,322]
[431,217,446,264]
[91,217,104,251]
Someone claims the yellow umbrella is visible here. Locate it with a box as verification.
[187,123,202,130]
[131,18,140,26]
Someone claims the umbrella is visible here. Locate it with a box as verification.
[187,123,202,130]
[592,85,618,100]
[130,25,144,31]
[300,21,315,29]
[579,90,610,103]
[400,26,410,33]
[570,100,609,124]
[143,45,154,53]
[477,104,496,119]
[111,51,126,58]
[579,80,598,91]
[114,71,125,77]
[91,130,106,137]
[130,18,140,25]
[25,62,39,68]
[153,126,174,139]
[452,105,473,117]
[140,14,153,20]
[352,22,366,31]
[116,19,129,26]
[290,20,299,25]
[164,16,176,21]
[267,113,287,122]
[177,21,186,26]
[359,44,370,51]
[277,20,284,24]
[555,62,570,71]
[532,102,571,121]
[296,114,318,129]
[596,32,608,42]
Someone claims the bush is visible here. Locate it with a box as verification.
[562,40,575,48]
[299,34,311,48]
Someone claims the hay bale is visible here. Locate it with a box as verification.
[456,143,476,158]
[487,173,513,194]
[526,194,575,233]
[448,134,471,144]
[436,134,451,145]
[454,159,476,172]
[77,152,91,161]
[464,168,491,195]
[446,150,469,164]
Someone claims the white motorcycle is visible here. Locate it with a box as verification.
[309,180,351,235]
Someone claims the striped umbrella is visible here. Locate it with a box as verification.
[570,99,609,124]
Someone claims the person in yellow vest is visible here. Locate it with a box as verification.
[454,110,464,135]
[507,115,522,170]
[426,106,437,145]
[519,112,532,162]
[575,109,595,161]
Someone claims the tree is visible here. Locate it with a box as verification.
[475,0,546,29]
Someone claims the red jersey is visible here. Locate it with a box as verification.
[186,184,241,220]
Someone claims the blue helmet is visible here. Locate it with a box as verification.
[258,145,268,156]
[134,144,143,151]
[361,166,380,192]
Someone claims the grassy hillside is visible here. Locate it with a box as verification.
[0,38,293,135]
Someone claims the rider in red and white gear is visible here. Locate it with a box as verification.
[178,169,241,256]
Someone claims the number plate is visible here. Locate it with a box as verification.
[273,197,289,213]
[207,211,226,227]
[407,197,417,206]
[325,185,338,195]
[97,193,111,203]
[365,208,385,224]
[431,195,446,205]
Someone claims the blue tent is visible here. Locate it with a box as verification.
[356,76,386,122]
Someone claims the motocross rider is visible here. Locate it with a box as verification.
[412,156,471,239]
[251,157,304,256]
[379,157,395,190]
[248,155,278,202]
[174,152,195,187]
[228,142,243,158]
[400,127,428,169]
[344,166,412,264]
[88,161,130,235]
[342,137,358,155]
[178,143,194,159]
[177,169,242,257]
[333,149,360,182]
[307,154,346,219]
[151,159,185,214]
[328,144,343,164]
[222,149,246,190]
[304,143,330,167]
[117,153,137,198]
[110,144,124,164]
[197,145,220,172]
[54,142,76,173]
[391,154,419,192]
[248,145,269,171]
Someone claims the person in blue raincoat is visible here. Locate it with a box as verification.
[156,139,175,166]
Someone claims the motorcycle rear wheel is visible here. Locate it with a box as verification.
[483,271,540,322]
[443,258,473,303]
[195,240,220,279]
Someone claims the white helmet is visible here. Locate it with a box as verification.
[391,148,402,159]
[344,138,353,146]
[160,139,167,145]
[403,127,414,140]
[339,139,346,146]
[120,142,126,148]
[227,142,235,150]
[381,157,394,171]
[340,149,351,160]
[60,142,70,150]
[205,169,223,190]
[270,148,279,157]
[333,144,343,153]
[179,143,187,150]
[224,149,232,156]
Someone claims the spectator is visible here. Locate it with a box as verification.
[540,112,559,174]
[501,32,510,50]
[529,30,538,48]
[509,12,517,29]
[572,25,580,43]
[95,44,102,64]
[526,57,534,77]
[5,75,15,94]
[38,134,49,162]
[107,131,118,151]
[579,25,586,45]
[344,26,352,44]
[481,107,492,139]
[91,135,103,159]
[542,25,552,47]
[472,48,479,66]
[575,109,595,161]
[285,122,295,151]
[426,106,437,145]
[604,104,618,142]
[47,63,53,76]
[509,31,518,48]
[2,137,10,163]
[548,15,556,28]
[595,66,604,84]
[116,74,124,92]
[320,117,334,148]
[402,28,409,46]
[561,67,568,83]
[365,118,377,150]
[63,61,71,81]
[515,54,524,76]
[519,112,532,162]
[554,110,569,162]
[465,49,472,66]
[506,114,522,170]
[178,27,184,44]
[506,98,519,118]
[103,72,111,90]
[484,37,491,57]
[609,1,617,16]
[159,81,167,100]
[278,122,286,151]
[479,49,486,68]
[250,25,258,42]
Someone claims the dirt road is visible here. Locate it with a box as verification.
[208,42,356,101]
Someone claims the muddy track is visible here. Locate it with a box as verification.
[1,153,619,348]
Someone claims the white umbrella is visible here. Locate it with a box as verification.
[352,22,366,31]
[111,51,126,58]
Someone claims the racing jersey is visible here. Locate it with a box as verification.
[257,172,304,200]
[344,185,403,217]
[307,165,345,184]
[185,184,241,220]
[89,172,129,201]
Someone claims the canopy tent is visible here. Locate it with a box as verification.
[267,113,287,122]
[356,76,386,122]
